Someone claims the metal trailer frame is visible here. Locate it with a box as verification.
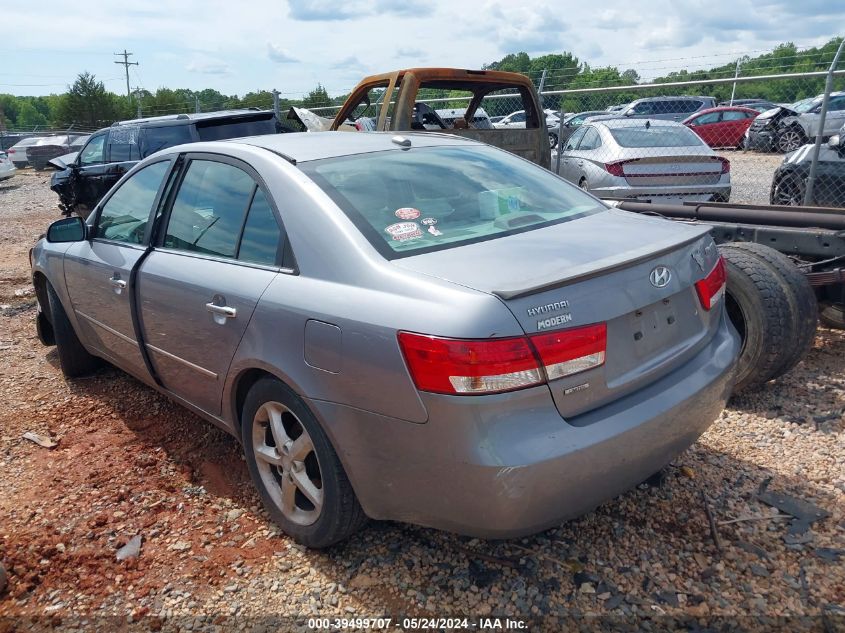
[611,199,845,307]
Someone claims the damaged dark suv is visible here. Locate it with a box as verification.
[50,109,285,217]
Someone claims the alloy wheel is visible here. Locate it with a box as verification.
[777,128,804,153]
[772,176,804,206]
[252,401,323,526]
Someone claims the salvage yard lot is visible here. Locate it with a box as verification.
[0,171,843,629]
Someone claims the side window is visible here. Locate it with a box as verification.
[94,161,169,243]
[107,125,140,162]
[79,134,106,166]
[827,96,845,112]
[564,126,588,151]
[141,125,194,157]
[631,101,654,115]
[238,189,282,266]
[511,111,526,123]
[721,111,747,122]
[345,82,388,124]
[577,127,602,151]
[163,160,255,258]
[680,100,702,113]
[695,112,721,125]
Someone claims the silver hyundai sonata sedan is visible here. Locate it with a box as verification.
[31,132,739,547]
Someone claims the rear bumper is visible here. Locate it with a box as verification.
[592,182,731,202]
[309,313,739,538]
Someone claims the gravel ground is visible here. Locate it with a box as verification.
[718,150,784,206]
[0,171,843,632]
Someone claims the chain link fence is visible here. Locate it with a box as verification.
[299,64,845,209]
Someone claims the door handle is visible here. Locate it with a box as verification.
[109,275,126,295]
[206,303,236,318]
[577,161,584,166]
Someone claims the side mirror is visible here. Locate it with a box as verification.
[827,134,840,149]
[624,110,633,117]
[46,216,87,243]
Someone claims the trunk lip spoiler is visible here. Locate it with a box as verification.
[492,225,711,301]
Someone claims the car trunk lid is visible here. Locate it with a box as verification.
[611,151,725,187]
[394,209,722,420]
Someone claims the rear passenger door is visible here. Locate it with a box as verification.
[822,96,845,136]
[569,126,603,186]
[557,126,588,181]
[136,155,284,416]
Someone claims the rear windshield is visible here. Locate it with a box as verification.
[299,145,604,259]
[609,126,703,148]
[196,116,277,141]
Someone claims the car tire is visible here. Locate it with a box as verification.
[776,126,806,153]
[770,173,806,206]
[819,302,845,330]
[45,282,101,378]
[549,132,558,149]
[241,377,367,548]
[721,243,817,380]
[718,246,793,392]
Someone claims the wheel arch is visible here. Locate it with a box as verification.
[32,270,50,319]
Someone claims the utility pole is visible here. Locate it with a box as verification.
[195,95,201,113]
[272,89,281,120]
[132,89,143,118]
[729,59,741,106]
[114,50,139,100]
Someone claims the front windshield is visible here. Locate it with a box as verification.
[299,145,605,259]
[792,98,819,113]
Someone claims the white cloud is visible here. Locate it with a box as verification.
[0,0,841,99]
[267,43,299,63]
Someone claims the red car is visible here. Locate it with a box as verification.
[683,106,759,148]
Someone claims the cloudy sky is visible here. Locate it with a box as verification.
[2,0,842,99]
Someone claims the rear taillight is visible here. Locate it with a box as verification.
[398,332,542,395]
[604,159,634,177]
[695,256,727,311]
[398,322,607,396]
[530,323,607,380]
[715,157,730,174]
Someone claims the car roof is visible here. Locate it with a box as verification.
[631,95,713,102]
[691,106,760,115]
[591,118,685,129]
[226,131,481,163]
[111,109,274,127]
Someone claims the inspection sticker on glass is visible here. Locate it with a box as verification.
[385,222,422,241]
[394,207,421,220]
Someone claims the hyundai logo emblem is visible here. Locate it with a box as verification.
[649,266,671,288]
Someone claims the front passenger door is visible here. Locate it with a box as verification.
[136,156,283,416]
[63,159,172,380]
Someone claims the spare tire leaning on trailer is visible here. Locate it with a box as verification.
[721,242,817,379]
[717,244,817,392]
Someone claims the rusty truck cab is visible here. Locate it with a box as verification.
[331,68,550,170]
